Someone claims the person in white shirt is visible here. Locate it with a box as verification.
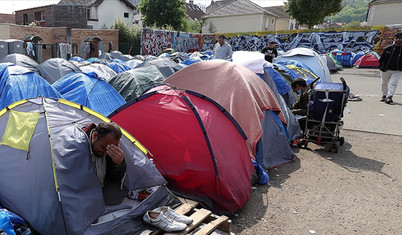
[213,35,233,60]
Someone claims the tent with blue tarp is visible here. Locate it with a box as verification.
[107,62,131,74]
[275,48,332,82]
[180,58,202,66]
[276,59,315,77]
[264,66,291,95]
[0,64,62,110]
[285,65,318,85]
[260,67,301,141]
[69,56,85,63]
[331,50,353,67]
[52,72,126,116]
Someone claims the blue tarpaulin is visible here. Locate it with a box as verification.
[52,72,126,116]
[0,64,62,110]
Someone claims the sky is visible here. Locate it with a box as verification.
[0,0,286,14]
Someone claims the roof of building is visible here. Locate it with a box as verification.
[263,6,289,19]
[203,0,278,18]
[369,0,402,4]
[184,3,205,20]
[58,0,135,9]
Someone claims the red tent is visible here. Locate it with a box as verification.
[109,86,254,213]
[354,54,379,68]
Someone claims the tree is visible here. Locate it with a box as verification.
[188,19,203,33]
[138,0,188,31]
[112,19,140,44]
[285,0,343,28]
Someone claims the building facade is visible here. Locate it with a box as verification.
[367,0,402,26]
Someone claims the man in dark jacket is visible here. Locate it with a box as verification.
[261,41,278,63]
[379,32,402,104]
[291,78,311,133]
[291,78,310,116]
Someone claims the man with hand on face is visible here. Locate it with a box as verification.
[83,122,125,186]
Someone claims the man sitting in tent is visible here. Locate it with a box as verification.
[290,78,311,133]
[83,122,126,186]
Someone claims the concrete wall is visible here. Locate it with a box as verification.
[0,24,11,39]
[367,2,402,26]
[203,14,276,34]
[88,0,133,29]
[276,19,290,31]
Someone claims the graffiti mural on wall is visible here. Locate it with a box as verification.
[141,28,175,56]
[141,28,398,55]
[228,31,380,53]
[141,28,204,56]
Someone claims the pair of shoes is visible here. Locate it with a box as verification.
[152,206,193,225]
[143,210,187,232]
[380,95,387,102]
[385,96,393,104]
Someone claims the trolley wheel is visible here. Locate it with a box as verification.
[331,143,339,153]
[303,140,309,149]
[339,137,345,146]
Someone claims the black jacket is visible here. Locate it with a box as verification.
[379,45,402,72]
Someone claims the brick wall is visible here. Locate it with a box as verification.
[5,24,117,61]
[15,6,52,26]
[0,14,15,24]
[72,29,119,58]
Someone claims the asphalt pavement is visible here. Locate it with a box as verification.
[332,68,402,136]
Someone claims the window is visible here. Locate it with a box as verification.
[35,11,44,21]
[23,14,28,25]
[124,12,129,18]
[87,9,90,19]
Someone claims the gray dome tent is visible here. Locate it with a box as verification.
[0,97,177,234]
[39,58,82,84]
[108,65,165,102]
[0,53,44,76]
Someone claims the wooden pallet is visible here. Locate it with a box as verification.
[150,198,232,235]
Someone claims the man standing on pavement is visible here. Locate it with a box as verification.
[261,41,278,63]
[379,32,402,104]
[213,35,233,60]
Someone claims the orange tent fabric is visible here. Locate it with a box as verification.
[164,60,285,156]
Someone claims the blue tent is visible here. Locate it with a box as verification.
[52,72,126,116]
[0,64,62,110]
[264,67,291,95]
[69,56,85,63]
[107,62,131,74]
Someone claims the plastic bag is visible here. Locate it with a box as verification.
[0,209,16,235]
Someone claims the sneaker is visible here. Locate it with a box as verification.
[152,206,193,225]
[385,96,393,104]
[143,210,187,232]
[380,95,386,102]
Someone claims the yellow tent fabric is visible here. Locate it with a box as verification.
[0,110,40,151]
